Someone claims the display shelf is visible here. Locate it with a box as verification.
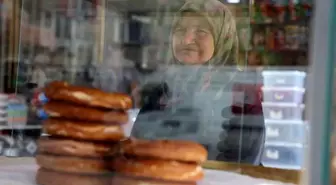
[0,125,41,130]
[247,1,312,67]
[0,157,299,185]
[251,19,310,26]
[249,48,308,53]
[204,160,299,184]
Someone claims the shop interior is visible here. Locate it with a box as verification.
[2,0,336,184]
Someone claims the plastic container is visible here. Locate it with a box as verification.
[265,120,307,143]
[0,101,8,108]
[3,148,20,157]
[262,142,304,169]
[262,102,305,120]
[262,87,305,103]
[0,116,7,122]
[262,71,306,88]
[0,109,7,122]
[6,103,28,126]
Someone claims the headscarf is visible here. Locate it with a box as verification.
[170,0,239,67]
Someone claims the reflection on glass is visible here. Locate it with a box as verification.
[0,0,320,184]
[132,0,265,165]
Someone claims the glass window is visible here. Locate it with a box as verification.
[3,0,336,184]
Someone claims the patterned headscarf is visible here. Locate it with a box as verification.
[170,0,239,67]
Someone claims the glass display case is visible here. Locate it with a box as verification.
[0,0,336,184]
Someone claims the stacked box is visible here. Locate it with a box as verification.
[261,70,307,170]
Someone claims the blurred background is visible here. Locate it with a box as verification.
[0,0,314,169]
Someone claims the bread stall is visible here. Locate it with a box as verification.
[0,80,300,185]
[1,0,336,184]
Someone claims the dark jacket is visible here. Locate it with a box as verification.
[217,90,265,165]
[131,72,265,165]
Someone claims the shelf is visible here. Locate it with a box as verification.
[0,125,42,130]
[247,48,308,53]
[122,42,144,47]
[251,19,310,26]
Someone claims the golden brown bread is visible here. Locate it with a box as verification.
[36,154,112,174]
[44,81,132,110]
[111,156,204,182]
[36,168,111,185]
[43,102,129,123]
[120,138,207,163]
[38,137,119,157]
[111,174,197,185]
[43,119,125,141]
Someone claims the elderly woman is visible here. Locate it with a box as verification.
[132,0,265,165]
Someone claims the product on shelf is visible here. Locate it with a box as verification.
[252,0,272,23]
[112,138,207,182]
[7,103,28,126]
[21,137,38,156]
[275,28,286,50]
[262,52,282,66]
[6,94,28,127]
[265,27,276,50]
[274,0,287,23]
[252,28,266,49]
[285,26,300,50]
[0,94,8,125]
[237,19,251,51]
[298,26,309,49]
[301,0,313,18]
[288,0,298,21]
[297,55,308,66]
[248,51,263,66]
[0,135,14,156]
[252,0,312,24]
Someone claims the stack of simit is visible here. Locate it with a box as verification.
[35,81,132,185]
[111,138,208,185]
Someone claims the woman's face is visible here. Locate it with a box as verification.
[172,12,215,65]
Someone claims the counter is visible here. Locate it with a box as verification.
[0,157,300,185]
[204,161,300,184]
